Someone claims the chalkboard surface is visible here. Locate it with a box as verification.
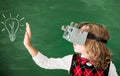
[0,0,120,76]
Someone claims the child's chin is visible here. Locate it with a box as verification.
[74,49,81,53]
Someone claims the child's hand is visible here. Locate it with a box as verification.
[23,22,32,48]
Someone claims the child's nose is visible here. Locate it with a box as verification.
[73,43,77,46]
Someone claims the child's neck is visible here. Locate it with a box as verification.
[81,52,88,58]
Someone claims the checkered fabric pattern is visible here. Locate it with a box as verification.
[70,54,109,76]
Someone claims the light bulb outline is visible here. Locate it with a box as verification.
[5,18,19,35]
[1,13,25,42]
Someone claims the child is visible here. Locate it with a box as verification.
[23,22,118,76]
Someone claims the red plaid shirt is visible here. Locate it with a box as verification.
[70,54,109,76]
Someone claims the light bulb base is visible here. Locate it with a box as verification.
[9,34,16,42]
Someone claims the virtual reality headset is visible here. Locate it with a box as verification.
[62,22,107,45]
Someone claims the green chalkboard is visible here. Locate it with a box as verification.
[0,0,120,76]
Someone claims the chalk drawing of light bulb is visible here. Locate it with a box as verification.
[1,13,25,42]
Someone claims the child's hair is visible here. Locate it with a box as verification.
[78,22,112,69]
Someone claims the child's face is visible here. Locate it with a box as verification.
[73,43,86,54]
[72,25,88,54]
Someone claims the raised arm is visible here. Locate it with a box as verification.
[23,23,72,71]
[23,22,38,57]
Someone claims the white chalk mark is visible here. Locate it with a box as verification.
[20,17,25,21]
[1,28,5,32]
[2,14,6,19]
[9,24,12,28]
[10,13,11,18]
[1,21,4,25]
[1,13,25,42]
[16,14,19,18]
[20,25,24,26]
[11,21,15,34]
